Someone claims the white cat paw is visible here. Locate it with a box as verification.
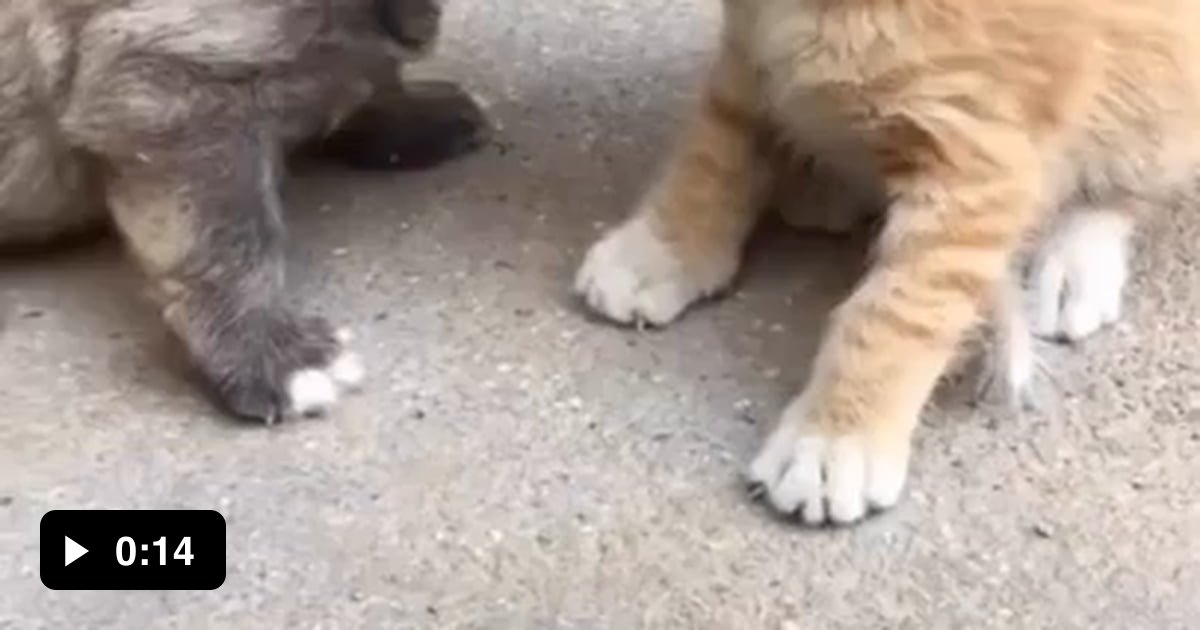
[1031,211,1132,342]
[286,349,365,419]
[574,215,738,327]
[746,398,911,525]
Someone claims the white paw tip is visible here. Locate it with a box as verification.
[287,369,339,416]
[748,430,909,526]
[329,352,365,388]
[1031,211,1133,342]
[864,458,908,510]
[575,248,641,324]
[335,327,356,344]
[574,216,726,328]
[825,439,869,523]
[1062,315,1101,342]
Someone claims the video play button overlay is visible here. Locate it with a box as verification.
[63,536,88,567]
[40,510,225,590]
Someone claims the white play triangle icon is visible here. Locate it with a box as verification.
[64,536,88,566]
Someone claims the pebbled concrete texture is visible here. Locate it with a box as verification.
[2,1,1198,628]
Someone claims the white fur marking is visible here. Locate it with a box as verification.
[825,437,868,523]
[864,444,909,509]
[329,352,365,388]
[287,369,338,417]
[1031,211,1132,341]
[746,400,910,525]
[574,215,734,326]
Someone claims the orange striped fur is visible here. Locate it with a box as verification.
[576,0,1200,524]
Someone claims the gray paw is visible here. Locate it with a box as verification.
[198,314,364,423]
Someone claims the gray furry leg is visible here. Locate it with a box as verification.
[318,80,489,170]
[106,131,363,422]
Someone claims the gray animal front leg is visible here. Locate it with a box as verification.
[105,130,363,422]
[319,80,489,171]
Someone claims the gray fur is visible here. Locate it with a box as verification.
[0,0,485,420]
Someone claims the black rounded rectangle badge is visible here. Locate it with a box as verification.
[40,510,226,590]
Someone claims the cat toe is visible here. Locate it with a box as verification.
[1031,211,1132,343]
[575,215,735,327]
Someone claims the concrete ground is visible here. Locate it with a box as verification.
[2,1,1198,628]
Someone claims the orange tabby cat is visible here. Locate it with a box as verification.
[575,0,1199,525]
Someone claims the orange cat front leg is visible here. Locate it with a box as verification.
[575,42,768,326]
[748,125,1043,525]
